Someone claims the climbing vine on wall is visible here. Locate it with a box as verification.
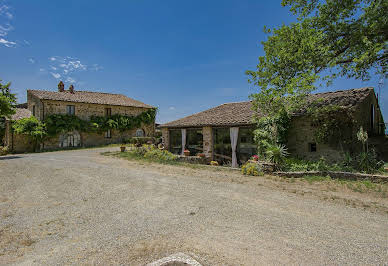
[45,108,157,136]
[307,104,355,149]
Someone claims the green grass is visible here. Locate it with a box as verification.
[299,175,388,195]
[102,151,232,172]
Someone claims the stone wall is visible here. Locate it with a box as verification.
[287,116,344,162]
[4,121,34,153]
[43,126,154,150]
[42,99,150,120]
[27,93,44,120]
[202,126,213,159]
[353,90,385,136]
[161,128,169,150]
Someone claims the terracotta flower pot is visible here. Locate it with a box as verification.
[183,150,190,156]
[120,146,126,152]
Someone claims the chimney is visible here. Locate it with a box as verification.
[69,84,75,94]
[58,81,64,92]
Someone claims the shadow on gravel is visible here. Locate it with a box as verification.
[0,156,23,160]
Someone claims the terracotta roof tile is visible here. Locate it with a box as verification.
[9,108,32,121]
[160,87,374,128]
[28,89,154,108]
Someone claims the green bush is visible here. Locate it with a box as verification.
[0,146,8,155]
[284,157,344,172]
[241,162,263,176]
[143,147,177,162]
[125,137,155,145]
[126,146,177,163]
[265,144,289,165]
[355,150,384,174]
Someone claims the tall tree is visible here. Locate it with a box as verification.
[0,80,16,118]
[247,0,387,117]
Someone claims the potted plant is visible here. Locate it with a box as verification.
[197,153,205,158]
[183,149,190,156]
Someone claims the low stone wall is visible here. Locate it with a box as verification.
[177,155,209,165]
[273,171,388,183]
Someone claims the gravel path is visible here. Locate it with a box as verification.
[0,148,387,265]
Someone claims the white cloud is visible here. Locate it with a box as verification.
[0,3,17,47]
[39,68,46,72]
[169,106,176,110]
[0,37,15,47]
[28,58,35,64]
[45,56,102,84]
[50,72,61,79]
[65,77,76,83]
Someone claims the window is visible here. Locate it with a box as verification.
[186,129,203,155]
[169,130,182,155]
[67,105,75,115]
[105,108,111,117]
[105,129,112,138]
[309,143,317,152]
[32,105,36,116]
[135,128,145,137]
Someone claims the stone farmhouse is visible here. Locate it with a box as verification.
[160,87,386,167]
[4,82,155,152]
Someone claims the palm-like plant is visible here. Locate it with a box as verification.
[265,144,289,165]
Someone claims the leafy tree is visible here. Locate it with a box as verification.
[247,0,387,116]
[13,117,47,151]
[0,80,16,118]
[247,0,387,158]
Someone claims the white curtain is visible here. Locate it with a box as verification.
[230,127,239,168]
[181,128,187,155]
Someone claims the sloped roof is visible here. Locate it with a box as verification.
[9,108,32,121]
[160,87,374,128]
[28,89,154,108]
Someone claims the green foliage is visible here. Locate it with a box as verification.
[125,137,155,145]
[0,80,16,118]
[143,146,178,162]
[248,1,387,115]
[0,146,8,155]
[241,162,263,176]
[45,114,91,136]
[253,109,291,157]
[356,149,384,174]
[12,117,47,151]
[265,144,289,165]
[284,151,384,174]
[125,146,178,163]
[308,104,354,146]
[45,108,156,136]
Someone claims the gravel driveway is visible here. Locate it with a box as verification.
[0,148,387,265]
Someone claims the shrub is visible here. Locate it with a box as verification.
[126,137,155,145]
[12,117,47,151]
[210,161,219,166]
[143,147,177,162]
[355,149,384,174]
[241,162,263,176]
[265,144,289,165]
[0,146,8,155]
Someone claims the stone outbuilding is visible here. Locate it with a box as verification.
[3,82,156,152]
[159,87,386,166]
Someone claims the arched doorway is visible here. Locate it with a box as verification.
[59,131,81,148]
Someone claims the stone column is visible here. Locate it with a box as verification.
[161,128,169,150]
[202,126,213,159]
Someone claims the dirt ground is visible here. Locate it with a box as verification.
[0,148,387,265]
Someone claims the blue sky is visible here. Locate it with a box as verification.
[0,0,386,123]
